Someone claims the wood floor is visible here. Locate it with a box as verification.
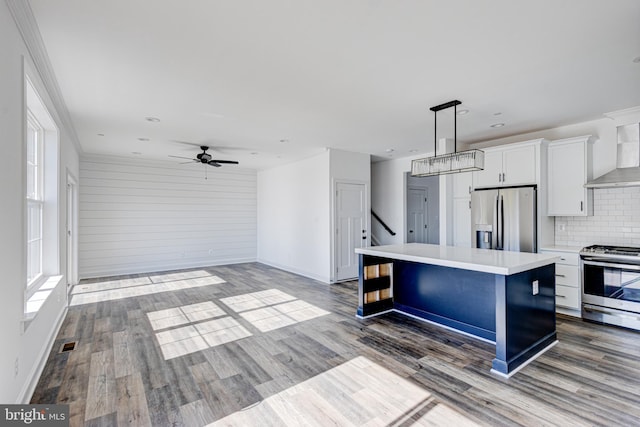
[31,262,640,426]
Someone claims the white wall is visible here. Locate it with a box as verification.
[79,155,257,278]
[257,150,331,282]
[257,148,370,283]
[0,1,80,403]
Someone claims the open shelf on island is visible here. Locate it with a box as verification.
[359,258,393,316]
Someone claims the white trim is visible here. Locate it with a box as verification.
[331,179,369,282]
[257,259,330,284]
[490,339,558,379]
[18,305,68,403]
[65,170,79,289]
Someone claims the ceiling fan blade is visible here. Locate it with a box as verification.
[169,155,196,160]
[211,159,239,164]
[179,160,197,164]
[207,161,222,167]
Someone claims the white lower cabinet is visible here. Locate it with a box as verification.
[540,248,581,315]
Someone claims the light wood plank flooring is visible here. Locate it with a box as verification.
[31,263,640,426]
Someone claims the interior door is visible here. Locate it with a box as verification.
[66,172,78,293]
[407,188,427,243]
[335,182,367,281]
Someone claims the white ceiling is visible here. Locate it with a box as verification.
[28,0,640,169]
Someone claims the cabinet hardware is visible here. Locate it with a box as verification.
[555,274,566,278]
[468,200,471,209]
[556,294,567,298]
[580,201,584,212]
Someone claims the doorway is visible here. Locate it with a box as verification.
[407,188,427,243]
[405,173,439,244]
[335,181,367,281]
[66,171,78,293]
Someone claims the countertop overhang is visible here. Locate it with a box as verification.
[355,243,560,275]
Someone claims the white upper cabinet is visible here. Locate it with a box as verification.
[473,143,538,188]
[547,136,594,216]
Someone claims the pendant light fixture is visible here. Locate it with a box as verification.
[411,100,485,177]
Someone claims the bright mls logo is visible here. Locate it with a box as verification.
[1,405,68,426]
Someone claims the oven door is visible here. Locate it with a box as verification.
[583,259,640,313]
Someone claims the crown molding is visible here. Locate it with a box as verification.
[6,0,82,154]
[604,106,640,126]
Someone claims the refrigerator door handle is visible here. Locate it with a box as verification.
[500,195,505,250]
[495,194,501,249]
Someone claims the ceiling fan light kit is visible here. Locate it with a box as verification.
[411,99,485,177]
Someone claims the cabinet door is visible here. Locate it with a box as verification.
[453,198,471,247]
[502,145,537,186]
[472,150,503,188]
[452,172,472,198]
[548,141,587,216]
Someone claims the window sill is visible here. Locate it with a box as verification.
[23,275,63,331]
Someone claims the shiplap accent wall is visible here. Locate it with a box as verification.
[555,187,640,247]
[79,155,257,278]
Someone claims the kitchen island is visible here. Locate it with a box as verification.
[355,243,559,376]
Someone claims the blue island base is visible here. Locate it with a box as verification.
[357,254,557,377]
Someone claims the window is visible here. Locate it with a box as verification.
[23,75,60,315]
[26,112,44,288]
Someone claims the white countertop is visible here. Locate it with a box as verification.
[539,245,583,253]
[355,243,560,275]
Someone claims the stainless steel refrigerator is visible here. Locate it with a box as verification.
[471,186,537,253]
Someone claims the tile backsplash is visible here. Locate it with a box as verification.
[555,187,640,247]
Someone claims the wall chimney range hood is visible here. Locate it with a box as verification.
[585,123,640,188]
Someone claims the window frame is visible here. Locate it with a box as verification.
[26,110,45,292]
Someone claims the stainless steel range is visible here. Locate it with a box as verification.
[581,245,640,331]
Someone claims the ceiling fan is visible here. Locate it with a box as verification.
[169,146,239,168]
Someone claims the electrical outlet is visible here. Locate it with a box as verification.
[14,358,19,377]
[532,280,539,296]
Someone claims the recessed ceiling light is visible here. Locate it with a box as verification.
[490,123,505,128]
[97,133,105,137]
[279,139,290,143]
[409,149,419,153]
[132,151,142,155]
[457,109,469,115]
[138,137,150,141]
[493,112,503,116]
[251,152,258,155]
[145,117,160,122]
[385,148,394,153]
[633,56,640,63]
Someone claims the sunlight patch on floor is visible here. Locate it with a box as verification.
[70,275,225,306]
[221,289,330,332]
[207,356,480,426]
[147,301,253,360]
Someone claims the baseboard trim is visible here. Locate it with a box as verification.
[256,259,330,284]
[17,304,68,403]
